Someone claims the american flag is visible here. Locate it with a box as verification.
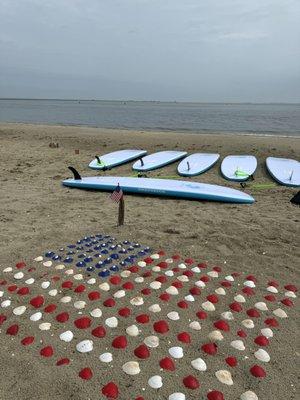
[110,183,123,203]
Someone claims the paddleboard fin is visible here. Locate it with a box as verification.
[68,166,81,180]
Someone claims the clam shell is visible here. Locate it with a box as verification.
[230,340,245,351]
[65,269,74,275]
[189,321,201,330]
[285,290,296,298]
[165,258,173,263]
[99,282,110,291]
[30,312,42,321]
[39,322,51,331]
[178,263,186,269]
[99,352,113,363]
[1,300,11,308]
[87,278,96,284]
[144,335,159,348]
[221,311,234,320]
[148,375,163,389]
[215,287,226,295]
[137,261,146,267]
[120,270,131,278]
[150,281,161,289]
[126,325,139,337]
[59,330,74,342]
[195,280,206,288]
[234,294,246,303]
[254,348,270,362]
[151,253,160,259]
[55,264,65,270]
[208,330,224,341]
[165,270,174,277]
[43,261,52,267]
[14,272,24,280]
[148,304,161,313]
[168,346,183,358]
[241,319,255,329]
[184,295,195,302]
[122,361,141,375]
[105,317,118,328]
[207,271,219,278]
[74,301,86,309]
[240,391,258,400]
[152,266,161,272]
[215,369,233,385]
[60,296,72,303]
[177,275,189,282]
[3,267,13,272]
[13,306,26,315]
[73,273,83,280]
[48,289,58,297]
[266,285,278,293]
[225,275,234,281]
[166,286,179,295]
[202,301,215,311]
[76,339,93,353]
[244,280,255,288]
[191,267,200,273]
[130,296,144,306]
[114,290,125,298]
[255,302,268,311]
[261,327,273,338]
[25,278,35,284]
[34,256,43,262]
[167,311,180,321]
[191,357,207,371]
[41,281,50,289]
[90,308,102,318]
[135,277,144,283]
[169,393,186,400]
[273,308,287,318]
[0,291,3,298]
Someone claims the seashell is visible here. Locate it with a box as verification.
[30,312,42,321]
[34,256,43,262]
[148,375,163,389]
[184,295,195,302]
[74,301,86,309]
[267,285,278,293]
[225,275,234,281]
[73,273,83,280]
[215,369,233,385]
[60,296,72,303]
[178,263,186,269]
[166,286,179,295]
[144,335,159,348]
[165,270,174,276]
[13,306,26,315]
[244,280,255,288]
[221,311,234,320]
[55,264,65,270]
[105,317,118,328]
[273,308,287,318]
[135,277,144,283]
[120,270,131,278]
[41,281,50,289]
[195,280,206,288]
[114,290,125,298]
[241,319,255,329]
[177,275,189,282]
[189,321,201,330]
[14,272,24,280]
[150,281,161,289]
[48,289,58,297]
[152,266,161,272]
[285,290,296,298]
[191,267,200,273]
[122,361,140,375]
[126,325,139,337]
[59,330,73,342]
[165,258,173,263]
[148,304,161,313]
[230,340,245,351]
[65,269,73,275]
[191,357,207,371]
[168,346,183,359]
[76,339,93,353]
[167,311,180,321]
[43,260,52,267]
[25,278,35,284]
[130,296,144,306]
[1,300,11,308]
[90,308,102,318]
[0,291,3,298]
[99,352,113,363]
[255,302,268,311]
[207,271,219,278]
[240,391,258,400]
[254,348,270,362]
[99,282,110,291]
[169,393,186,400]
[137,261,146,267]
[234,294,246,303]
[39,322,51,331]
[202,301,215,311]
[87,278,96,285]
[3,267,13,273]
[215,287,226,295]
[261,327,273,338]
[151,253,160,259]
[208,330,224,341]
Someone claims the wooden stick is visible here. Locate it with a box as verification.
[118,197,125,226]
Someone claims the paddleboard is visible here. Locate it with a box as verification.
[132,151,187,171]
[63,175,254,204]
[221,155,257,181]
[266,157,300,187]
[89,149,147,170]
[178,153,220,176]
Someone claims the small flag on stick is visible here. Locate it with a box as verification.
[110,184,125,225]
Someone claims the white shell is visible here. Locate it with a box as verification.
[166,286,179,295]
[90,308,102,318]
[148,304,161,313]
[135,277,144,283]
[215,287,226,295]
[1,300,11,308]
[165,258,173,263]
[267,285,278,293]
[122,361,140,375]
[25,278,35,284]
[76,339,93,353]
[234,294,246,303]
[144,335,159,348]
[120,270,131,278]
[34,256,43,262]
[167,311,180,321]
[48,289,58,297]
[168,346,183,359]
[225,275,234,281]
[195,280,206,288]
[39,322,51,331]
[130,296,144,306]
[244,280,255,288]
[13,306,26,315]
[273,308,288,318]
[230,340,245,351]
[215,370,233,385]
[241,319,255,329]
[105,316,118,328]
[55,264,65,270]
[30,311,42,321]
[87,278,96,284]
[165,270,174,277]
[191,357,207,371]
[254,348,270,362]
[151,253,160,259]
[169,393,186,400]
[43,260,52,267]
[177,275,189,282]
[60,296,72,303]
[64,269,73,275]
[150,281,161,289]
[189,321,201,330]
[221,311,234,320]
[152,266,161,272]
[74,301,86,309]
[3,267,13,273]
[126,325,139,337]
[99,282,110,291]
[178,263,186,269]
[99,352,113,363]
[285,290,296,298]
[191,266,200,273]
[73,273,83,280]
[261,327,273,338]
[208,271,219,278]
[14,272,24,280]
[184,295,195,302]
[137,261,146,267]
[59,330,74,342]
[0,291,3,298]
[41,281,50,289]
[202,301,215,311]
[114,290,125,298]
[208,330,224,341]
[148,375,163,389]
[240,391,258,400]
[255,302,268,311]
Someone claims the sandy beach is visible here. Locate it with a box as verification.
[0,123,299,400]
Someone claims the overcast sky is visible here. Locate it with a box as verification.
[0,0,299,102]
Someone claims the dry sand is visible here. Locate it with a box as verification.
[0,123,299,400]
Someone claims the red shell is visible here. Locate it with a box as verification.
[134,344,150,359]
[196,311,207,320]
[79,367,93,380]
[44,304,57,313]
[177,300,189,309]
[88,291,100,301]
[247,308,260,318]
[281,298,294,307]
[103,298,116,307]
[159,293,170,302]
[0,315,7,325]
[158,261,168,268]
[136,314,150,324]
[225,356,237,367]
[183,270,194,278]
[56,358,70,366]
[118,307,131,317]
[172,254,181,260]
[198,262,207,269]
[141,288,151,295]
[265,318,279,327]
[242,287,255,296]
[183,375,200,389]
[17,287,30,295]
[101,382,119,399]
[207,294,219,304]
[144,257,153,264]
[56,312,69,323]
[214,320,230,332]
[142,271,151,278]
[207,390,224,400]
[153,320,169,334]
[8,285,18,292]
[185,258,194,264]
[237,330,247,338]
[250,364,266,378]
[30,295,44,308]
[128,265,139,273]
[201,343,218,355]
[74,284,86,293]
[221,281,231,288]
[246,275,257,282]
[92,326,106,338]
[264,294,276,302]
[159,357,175,371]
[40,346,54,357]
[229,302,243,312]
[122,281,134,290]
[61,281,73,289]
[213,266,222,272]
[254,335,269,346]
[268,280,279,287]
[112,335,128,349]
[177,331,191,343]
[16,261,26,269]
[190,287,201,295]
[156,275,167,283]
[110,275,121,285]
[284,284,297,292]
[172,281,183,289]
[21,336,35,346]
[6,324,19,336]
[200,276,210,283]
[74,317,92,329]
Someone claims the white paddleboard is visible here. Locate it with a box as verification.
[266,157,300,187]
[178,153,220,176]
[132,151,187,171]
[221,155,257,181]
[63,175,254,204]
[89,149,147,170]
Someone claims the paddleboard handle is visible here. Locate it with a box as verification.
[95,155,101,164]
[68,166,82,180]
[187,161,190,171]
[139,157,144,167]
